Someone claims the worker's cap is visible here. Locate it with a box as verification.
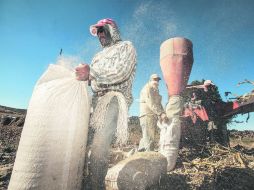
[89,18,117,36]
[204,80,215,86]
[150,74,161,80]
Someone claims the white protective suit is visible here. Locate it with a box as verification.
[86,19,137,189]
[138,81,165,151]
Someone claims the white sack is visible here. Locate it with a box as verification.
[158,119,181,171]
[8,59,90,190]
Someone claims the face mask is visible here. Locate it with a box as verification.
[97,26,113,47]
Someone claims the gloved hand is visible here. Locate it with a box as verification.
[159,113,168,123]
[75,63,90,81]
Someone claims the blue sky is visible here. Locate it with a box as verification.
[0,0,254,130]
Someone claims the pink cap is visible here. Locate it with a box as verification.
[90,18,116,36]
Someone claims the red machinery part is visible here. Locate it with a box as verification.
[183,107,209,123]
[160,37,193,96]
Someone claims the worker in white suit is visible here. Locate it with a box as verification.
[138,74,167,151]
[75,18,137,189]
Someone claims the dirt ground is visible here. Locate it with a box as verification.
[1,107,254,190]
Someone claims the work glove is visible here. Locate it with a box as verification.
[159,113,168,123]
